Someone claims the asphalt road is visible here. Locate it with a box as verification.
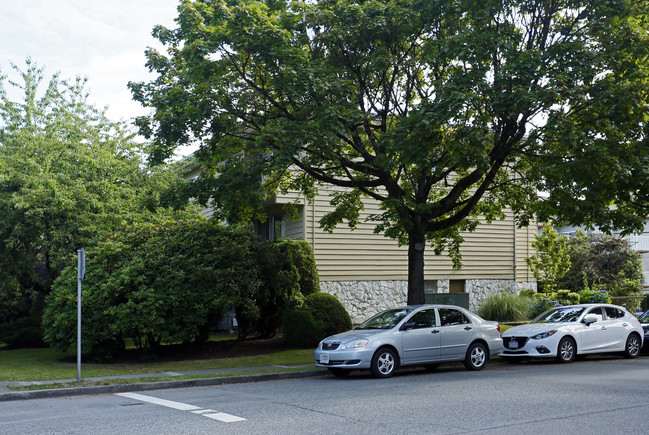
[2,356,648,435]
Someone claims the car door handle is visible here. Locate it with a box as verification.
[601,326,607,330]
[431,330,440,334]
[464,326,472,331]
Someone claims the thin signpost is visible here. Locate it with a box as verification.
[77,248,85,382]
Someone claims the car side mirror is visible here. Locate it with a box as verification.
[401,321,416,331]
[583,316,597,326]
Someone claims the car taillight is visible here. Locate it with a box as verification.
[497,324,501,333]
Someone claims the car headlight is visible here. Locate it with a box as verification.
[339,339,369,350]
[531,330,557,340]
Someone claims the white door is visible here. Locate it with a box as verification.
[578,307,609,353]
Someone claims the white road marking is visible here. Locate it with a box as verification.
[115,392,246,423]
[203,412,247,422]
[116,393,200,411]
[191,409,217,414]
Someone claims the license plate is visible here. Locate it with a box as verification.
[320,354,329,364]
[509,340,518,349]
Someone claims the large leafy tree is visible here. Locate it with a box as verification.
[0,60,185,322]
[131,0,649,304]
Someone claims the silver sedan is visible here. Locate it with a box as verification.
[500,303,644,363]
[313,304,503,378]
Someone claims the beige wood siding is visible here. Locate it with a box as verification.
[284,206,305,240]
[299,187,534,282]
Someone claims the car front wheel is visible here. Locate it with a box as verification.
[624,333,641,359]
[556,337,576,363]
[464,342,488,371]
[370,347,398,378]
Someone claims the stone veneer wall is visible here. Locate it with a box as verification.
[320,279,537,323]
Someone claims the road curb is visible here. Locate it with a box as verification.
[0,370,326,402]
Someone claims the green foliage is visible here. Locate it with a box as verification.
[557,231,644,297]
[530,289,612,318]
[0,60,189,329]
[281,310,324,348]
[0,316,45,349]
[132,0,649,304]
[291,241,320,296]
[578,289,613,304]
[529,297,563,319]
[526,225,571,292]
[304,292,352,338]
[42,217,261,358]
[477,291,533,322]
[252,239,319,338]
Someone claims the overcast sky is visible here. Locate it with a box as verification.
[1,0,180,123]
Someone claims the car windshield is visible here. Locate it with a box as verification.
[532,307,585,323]
[638,311,649,323]
[356,308,414,330]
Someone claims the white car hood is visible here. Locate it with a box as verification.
[503,322,572,337]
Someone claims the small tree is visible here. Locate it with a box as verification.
[526,225,571,293]
[557,231,644,296]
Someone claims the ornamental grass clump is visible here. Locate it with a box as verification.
[477,291,533,322]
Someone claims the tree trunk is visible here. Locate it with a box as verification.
[407,223,426,305]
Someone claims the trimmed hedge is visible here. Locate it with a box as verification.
[282,310,324,347]
[304,292,352,337]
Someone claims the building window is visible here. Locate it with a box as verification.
[424,280,438,295]
[256,214,285,240]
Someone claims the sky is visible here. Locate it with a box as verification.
[0,0,180,124]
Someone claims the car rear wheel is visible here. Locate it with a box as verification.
[370,347,398,378]
[328,368,352,377]
[464,342,488,371]
[556,337,576,363]
[624,333,641,359]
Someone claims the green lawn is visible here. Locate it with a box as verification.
[0,346,315,382]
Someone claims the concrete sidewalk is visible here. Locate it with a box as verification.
[0,364,325,402]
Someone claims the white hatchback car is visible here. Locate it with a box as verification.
[500,303,644,363]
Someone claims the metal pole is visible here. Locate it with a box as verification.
[77,248,85,383]
[77,272,81,382]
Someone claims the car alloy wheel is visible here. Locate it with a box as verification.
[624,333,641,359]
[556,337,576,363]
[464,342,487,371]
[371,347,397,378]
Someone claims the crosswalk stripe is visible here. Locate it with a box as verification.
[116,392,200,411]
[115,392,246,423]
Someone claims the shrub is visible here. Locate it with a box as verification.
[43,217,261,358]
[477,291,533,322]
[0,316,46,348]
[529,297,562,319]
[578,289,612,304]
[304,292,352,337]
[554,290,580,305]
[281,310,323,347]
[255,240,320,338]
